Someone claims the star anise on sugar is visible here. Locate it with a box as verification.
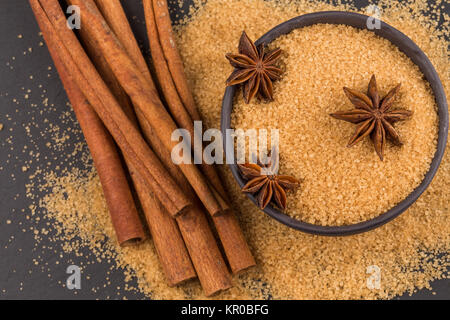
[225,31,283,103]
[330,75,413,160]
[238,150,300,210]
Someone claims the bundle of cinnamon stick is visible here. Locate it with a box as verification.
[29,0,254,296]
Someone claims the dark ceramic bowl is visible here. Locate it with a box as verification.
[221,11,449,236]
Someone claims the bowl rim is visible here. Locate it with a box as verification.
[221,11,449,236]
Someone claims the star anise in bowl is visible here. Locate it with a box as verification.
[330,75,413,160]
[225,31,283,103]
[238,149,300,210]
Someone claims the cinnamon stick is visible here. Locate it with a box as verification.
[144,0,223,196]
[92,0,153,83]
[151,0,202,122]
[149,0,256,273]
[128,165,197,286]
[58,68,146,247]
[31,0,196,286]
[35,0,191,218]
[129,0,200,150]
[136,114,232,296]
[150,0,223,190]
[77,24,197,285]
[29,0,145,247]
[68,0,227,218]
[90,0,232,295]
[78,31,132,119]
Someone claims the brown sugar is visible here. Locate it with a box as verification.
[232,24,438,225]
[22,0,448,300]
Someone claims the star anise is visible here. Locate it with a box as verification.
[330,75,413,160]
[226,31,283,103]
[238,150,300,210]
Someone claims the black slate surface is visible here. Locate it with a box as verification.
[0,0,448,300]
